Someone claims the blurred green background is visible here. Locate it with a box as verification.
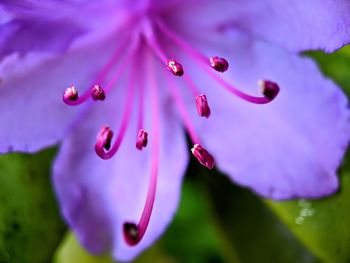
[0,47,350,263]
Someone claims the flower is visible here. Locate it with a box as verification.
[0,0,350,261]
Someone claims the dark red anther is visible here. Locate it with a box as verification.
[209,56,229,73]
[195,94,211,118]
[191,144,215,169]
[123,222,139,246]
[63,85,78,101]
[166,59,184,76]
[136,129,148,150]
[91,84,106,101]
[259,80,280,100]
[96,126,113,151]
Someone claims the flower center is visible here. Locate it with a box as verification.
[62,13,280,246]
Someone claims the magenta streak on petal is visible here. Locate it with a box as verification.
[123,49,160,246]
[95,67,136,160]
[156,20,276,104]
[63,36,130,106]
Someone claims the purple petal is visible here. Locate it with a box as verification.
[53,77,188,261]
[233,0,350,52]
[190,32,350,199]
[0,1,127,59]
[0,18,84,60]
[0,33,120,153]
[169,0,350,52]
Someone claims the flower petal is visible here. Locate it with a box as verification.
[0,1,127,59]
[0,32,120,153]
[189,31,350,199]
[53,74,188,260]
[168,0,350,52]
[233,0,350,52]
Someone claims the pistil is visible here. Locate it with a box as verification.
[123,51,160,246]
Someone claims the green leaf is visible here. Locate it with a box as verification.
[307,45,350,96]
[160,177,240,263]
[266,169,350,263]
[0,149,66,263]
[54,232,114,263]
[201,171,319,263]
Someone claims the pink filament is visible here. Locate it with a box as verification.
[64,37,130,106]
[166,74,201,143]
[95,67,135,160]
[183,74,200,97]
[156,20,274,104]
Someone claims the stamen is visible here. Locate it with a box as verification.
[166,70,216,169]
[95,126,114,151]
[165,73,201,144]
[94,68,136,160]
[156,20,279,104]
[182,75,212,118]
[63,85,78,102]
[259,80,280,100]
[62,37,131,106]
[191,144,215,170]
[210,56,229,73]
[91,84,106,101]
[136,129,148,150]
[123,223,139,245]
[196,94,211,118]
[123,50,160,246]
[63,84,91,106]
[166,59,184,76]
[145,25,184,77]
[206,70,279,104]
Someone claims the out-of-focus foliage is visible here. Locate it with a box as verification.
[0,149,66,263]
[266,158,350,263]
[308,47,350,96]
[3,47,350,263]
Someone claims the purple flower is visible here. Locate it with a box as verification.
[1,0,350,260]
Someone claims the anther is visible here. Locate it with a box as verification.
[195,94,211,118]
[96,126,113,151]
[63,85,78,102]
[91,84,106,101]
[136,129,148,150]
[191,144,215,169]
[210,56,229,73]
[259,80,280,100]
[166,59,184,76]
[123,222,139,246]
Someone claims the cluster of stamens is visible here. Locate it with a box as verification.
[62,18,280,247]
